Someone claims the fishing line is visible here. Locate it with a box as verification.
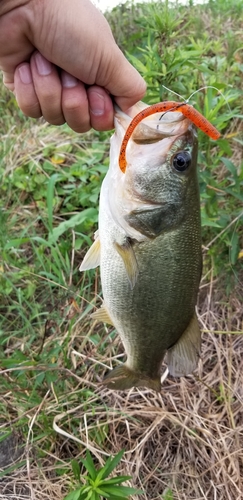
[157,84,229,126]
[160,84,231,115]
[157,101,187,126]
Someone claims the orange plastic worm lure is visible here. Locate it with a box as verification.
[118,101,221,173]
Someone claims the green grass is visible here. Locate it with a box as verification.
[0,1,243,499]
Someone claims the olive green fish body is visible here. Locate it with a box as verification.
[80,102,202,391]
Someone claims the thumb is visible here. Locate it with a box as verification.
[98,44,146,111]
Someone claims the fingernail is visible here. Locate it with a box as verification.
[90,91,105,116]
[35,52,52,76]
[18,64,32,84]
[61,71,78,88]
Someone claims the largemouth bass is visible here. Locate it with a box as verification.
[80,101,203,392]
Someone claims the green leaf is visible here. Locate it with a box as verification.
[81,451,97,481]
[86,491,95,500]
[103,497,128,500]
[100,476,132,486]
[97,450,125,480]
[221,157,237,177]
[4,237,30,249]
[63,488,83,500]
[127,53,147,73]
[78,495,91,500]
[95,487,110,496]
[90,492,99,500]
[0,460,27,478]
[201,218,222,228]
[71,459,81,482]
[48,208,97,243]
[47,174,59,232]
[162,488,174,500]
[101,485,143,496]
[230,232,239,265]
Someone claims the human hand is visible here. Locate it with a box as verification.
[0,0,146,132]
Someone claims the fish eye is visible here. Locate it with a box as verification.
[172,151,191,172]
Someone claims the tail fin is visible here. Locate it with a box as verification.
[102,364,161,392]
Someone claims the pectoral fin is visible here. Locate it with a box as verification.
[113,239,139,289]
[167,312,201,377]
[79,236,100,271]
[102,364,161,392]
[91,304,114,325]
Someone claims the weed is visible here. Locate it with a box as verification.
[64,450,142,500]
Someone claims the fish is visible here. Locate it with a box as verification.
[80,101,205,392]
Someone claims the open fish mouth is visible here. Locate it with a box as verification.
[132,113,188,143]
[116,100,220,173]
[115,102,189,143]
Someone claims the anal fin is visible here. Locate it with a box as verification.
[167,312,201,377]
[91,304,114,325]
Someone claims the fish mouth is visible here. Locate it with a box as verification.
[115,102,196,173]
[115,102,191,142]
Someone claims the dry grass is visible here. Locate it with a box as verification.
[1,276,243,500]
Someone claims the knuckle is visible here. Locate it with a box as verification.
[66,119,91,133]
[20,102,41,119]
[62,97,82,113]
[44,114,65,126]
